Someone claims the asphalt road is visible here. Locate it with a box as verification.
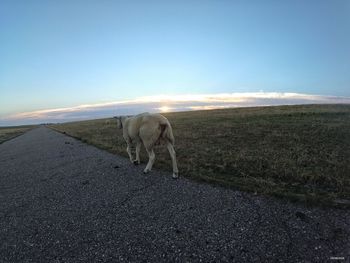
[0,127,349,262]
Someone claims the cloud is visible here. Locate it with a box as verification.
[1,92,349,126]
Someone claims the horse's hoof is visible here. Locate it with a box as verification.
[133,160,139,165]
[172,173,179,179]
[143,169,149,174]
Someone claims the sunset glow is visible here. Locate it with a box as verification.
[158,106,172,113]
[1,92,349,126]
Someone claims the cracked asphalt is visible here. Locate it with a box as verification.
[0,127,349,262]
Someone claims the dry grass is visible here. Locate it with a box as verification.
[50,104,350,206]
[0,125,37,144]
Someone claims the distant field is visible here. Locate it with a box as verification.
[0,125,37,144]
[50,104,350,206]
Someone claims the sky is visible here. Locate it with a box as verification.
[0,0,349,125]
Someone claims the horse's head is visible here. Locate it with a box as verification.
[113,116,123,129]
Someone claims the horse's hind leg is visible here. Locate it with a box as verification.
[166,142,179,179]
[143,146,155,174]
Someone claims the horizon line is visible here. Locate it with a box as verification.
[1,92,350,126]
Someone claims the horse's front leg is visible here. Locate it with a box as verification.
[143,146,155,174]
[126,142,134,163]
[134,142,141,165]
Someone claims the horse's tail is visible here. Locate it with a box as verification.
[160,121,175,145]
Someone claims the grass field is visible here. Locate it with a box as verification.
[50,104,350,206]
[0,125,37,144]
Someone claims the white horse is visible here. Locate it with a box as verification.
[115,113,179,178]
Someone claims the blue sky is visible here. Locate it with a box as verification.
[0,0,349,125]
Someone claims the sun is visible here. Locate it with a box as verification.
[159,106,171,112]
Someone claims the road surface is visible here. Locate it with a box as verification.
[0,127,349,262]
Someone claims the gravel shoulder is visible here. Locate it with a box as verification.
[0,127,349,262]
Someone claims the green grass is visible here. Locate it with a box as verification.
[50,104,350,207]
[0,125,37,144]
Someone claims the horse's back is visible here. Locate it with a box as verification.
[141,113,169,125]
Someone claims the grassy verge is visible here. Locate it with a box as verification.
[0,125,37,144]
[50,104,350,207]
